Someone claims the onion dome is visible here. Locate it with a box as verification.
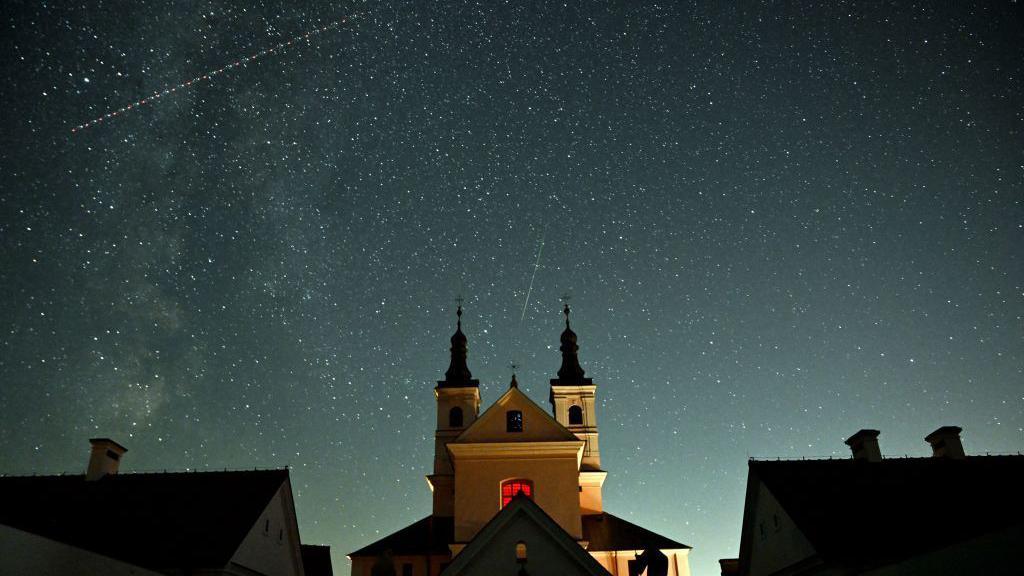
[553,303,591,385]
[439,304,479,388]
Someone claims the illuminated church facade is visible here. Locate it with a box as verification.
[349,305,691,576]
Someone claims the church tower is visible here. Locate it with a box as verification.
[427,305,480,516]
[549,304,607,514]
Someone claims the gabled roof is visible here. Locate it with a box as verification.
[582,512,690,551]
[440,495,612,576]
[348,511,692,559]
[741,455,1024,571]
[453,384,579,444]
[0,469,288,570]
[349,515,454,557]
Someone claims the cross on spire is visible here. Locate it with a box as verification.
[553,298,589,384]
[439,299,478,388]
[560,293,572,326]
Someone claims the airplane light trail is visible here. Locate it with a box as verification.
[71,16,355,134]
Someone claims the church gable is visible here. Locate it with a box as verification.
[454,383,579,444]
[441,495,612,576]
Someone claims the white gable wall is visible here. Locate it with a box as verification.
[229,481,304,576]
[747,482,817,576]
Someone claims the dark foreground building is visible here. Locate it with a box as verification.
[722,426,1023,576]
[0,437,332,576]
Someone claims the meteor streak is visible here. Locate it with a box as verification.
[71,16,356,134]
[520,231,546,323]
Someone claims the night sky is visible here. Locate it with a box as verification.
[1,2,1021,574]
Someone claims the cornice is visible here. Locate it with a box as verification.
[448,441,584,465]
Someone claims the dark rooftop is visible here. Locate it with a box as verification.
[749,454,1024,570]
[582,512,690,551]
[0,468,289,570]
[349,515,454,557]
[349,511,689,557]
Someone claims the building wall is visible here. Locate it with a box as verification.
[747,482,816,576]
[589,549,691,576]
[862,522,1023,576]
[230,481,304,576]
[446,512,602,576]
[350,554,451,576]
[0,523,164,576]
[453,455,582,542]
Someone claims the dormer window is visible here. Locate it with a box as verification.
[449,406,464,427]
[501,479,533,507]
[506,410,523,432]
[568,405,583,425]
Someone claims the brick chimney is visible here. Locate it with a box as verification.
[925,426,965,459]
[844,429,882,462]
[86,438,127,481]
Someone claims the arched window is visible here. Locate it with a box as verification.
[501,479,534,508]
[568,405,584,425]
[449,406,463,428]
[515,541,527,562]
[506,410,523,432]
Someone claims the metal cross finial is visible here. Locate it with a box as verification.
[509,361,519,374]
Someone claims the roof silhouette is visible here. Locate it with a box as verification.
[349,511,690,557]
[745,455,1024,570]
[0,469,289,570]
[349,515,454,557]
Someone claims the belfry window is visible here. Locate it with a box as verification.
[449,406,463,428]
[506,410,523,432]
[568,405,583,425]
[501,479,534,507]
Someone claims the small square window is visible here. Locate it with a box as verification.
[506,410,523,432]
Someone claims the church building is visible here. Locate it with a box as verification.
[349,305,691,576]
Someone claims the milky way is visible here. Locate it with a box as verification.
[1,2,1021,573]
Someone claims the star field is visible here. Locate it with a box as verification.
[1,2,1022,574]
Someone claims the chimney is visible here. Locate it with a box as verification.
[86,438,127,481]
[844,429,882,462]
[925,426,965,459]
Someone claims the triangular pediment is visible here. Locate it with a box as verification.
[454,385,579,444]
[440,495,612,576]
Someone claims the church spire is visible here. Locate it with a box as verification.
[440,304,478,388]
[554,303,590,384]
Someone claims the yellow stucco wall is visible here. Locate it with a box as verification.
[590,549,692,576]
[453,454,583,542]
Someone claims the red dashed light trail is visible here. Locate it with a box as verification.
[71,17,354,134]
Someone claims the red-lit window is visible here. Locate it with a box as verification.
[501,479,534,508]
